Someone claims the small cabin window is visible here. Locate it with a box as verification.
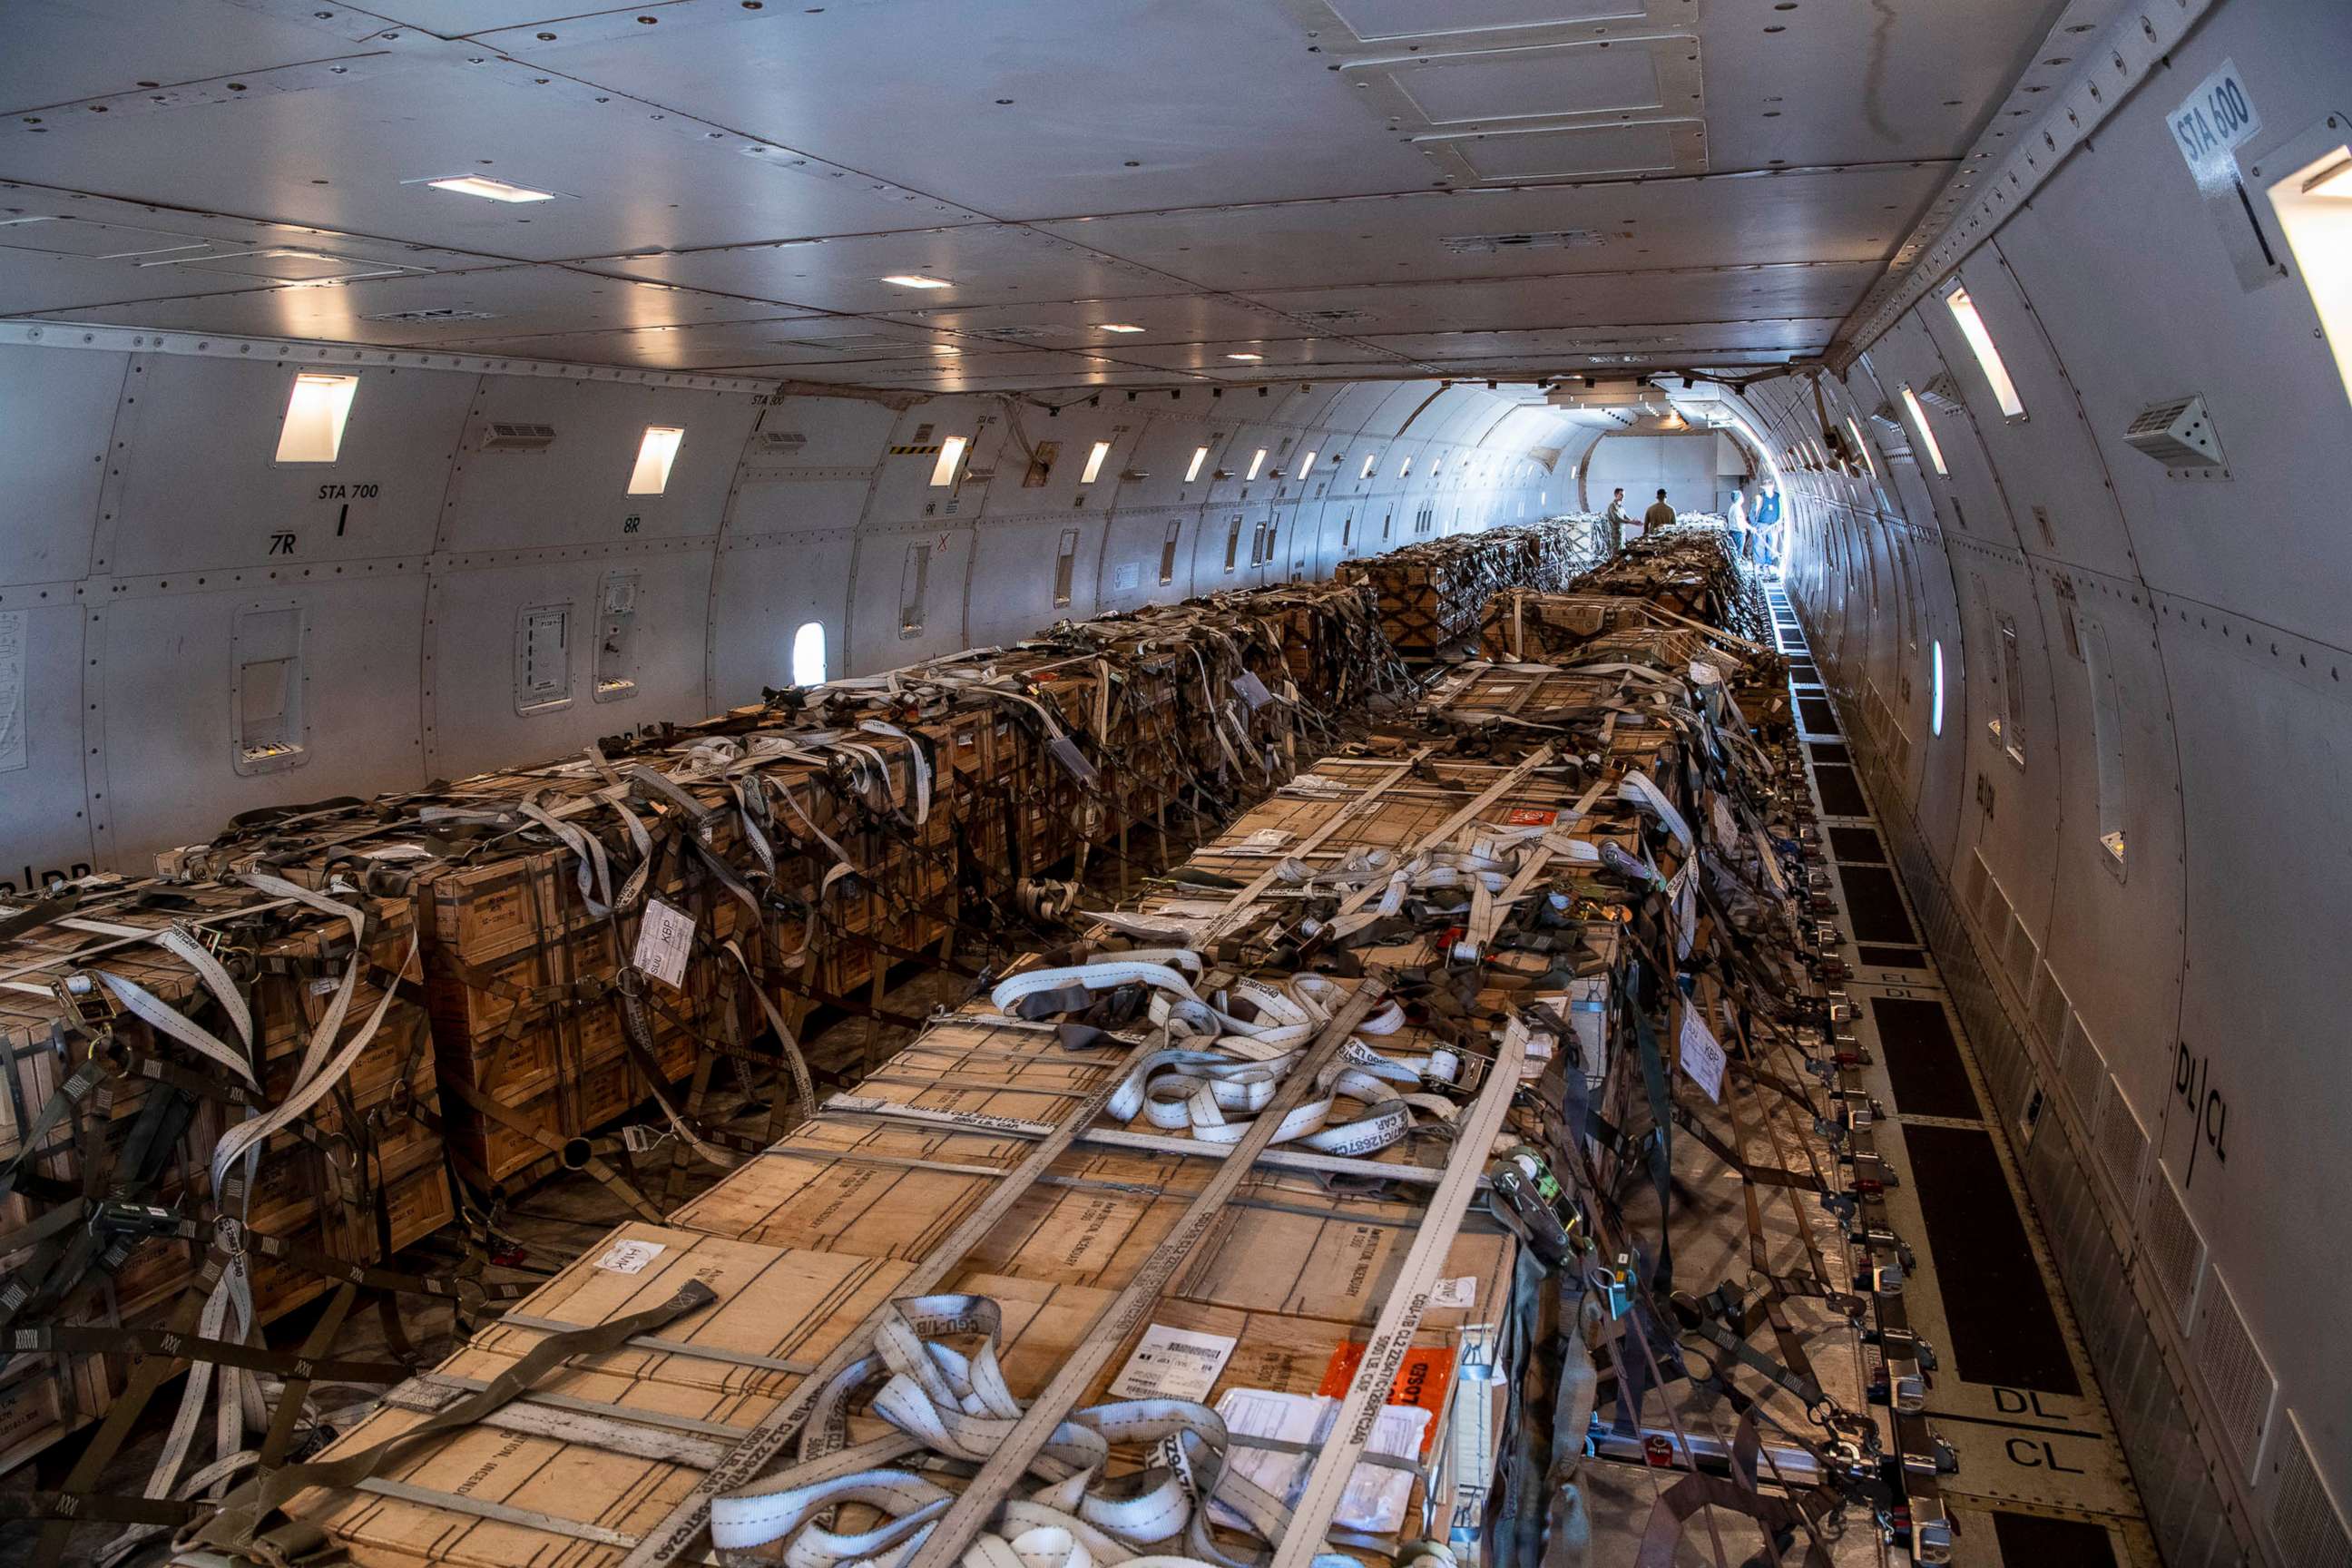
[2082,616,2127,871]
[791,621,827,686]
[1159,520,1181,584]
[929,436,967,487]
[1081,440,1112,485]
[1053,528,1081,606]
[1224,515,1243,573]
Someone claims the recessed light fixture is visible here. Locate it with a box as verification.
[1225,351,1263,361]
[883,273,953,289]
[1099,322,1146,333]
[930,345,961,355]
[422,174,557,203]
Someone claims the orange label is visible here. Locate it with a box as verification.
[1318,1343,1455,1457]
[1504,807,1558,826]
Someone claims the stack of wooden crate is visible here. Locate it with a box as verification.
[1338,516,1607,657]
[0,877,446,1474]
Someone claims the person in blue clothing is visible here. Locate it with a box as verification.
[1751,482,1784,571]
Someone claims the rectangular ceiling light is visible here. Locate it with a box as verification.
[425,174,557,203]
[627,426,685,495]
[274,372,358,464]
[884,273,953,289]
[1246,448,1268,481]
[929,435,968,486]
[1081,440,1112,485]
[1296,448,1318,475]
[1226,351,1263,362]
[1360,453,1379,479]
[1396,455,1412,478]
[1185,446,1210,484]
[1944,286,2026,418]
[1899,385,1948,474]
[1099,322,1146,333]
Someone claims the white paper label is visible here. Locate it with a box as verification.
[1240,828,1292,850]
[593,1239,667,1274]
[1212,1390,1429,1535]
[2169,59,2261,189]
[1110,1324,1239,1401]
[1431,1275,1477,1309]
[632,897,695,988]
[0,611,25,773]
[1678,1004,1727,1104]
[361,843,432,862]
[1232,670,1273,710]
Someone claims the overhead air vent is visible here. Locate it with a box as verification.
[365,307,500,323]
[1440,230,1606,255]
[1915,373,1966,413]
[2122,395,2225,469]
[1297,308,1376,325]
[750,430,808,456]
[480,422,558,454]
[1866,402,1905,437]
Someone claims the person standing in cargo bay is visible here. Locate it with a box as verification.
[1603,486,1632,552]
[1644,488,1678,535]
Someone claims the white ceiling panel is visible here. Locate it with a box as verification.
[1237,260,1885,333]
[1034,165,1943,294]
[461,0,1441,220]
[0,0,377,113]
[1080,338,1418,374]
[430,316,964,370]
[1368,318,1846,361]
[589,226,1187,315]
[0,64,987,263]
[873,293,1318,348]
[0,0,2087,390]
[22,264,818,345]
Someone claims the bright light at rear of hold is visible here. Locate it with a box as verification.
[274,372,358,464]
[1944,286,2025,418]
[1931,641,1946,736]
[1081,440,1112,485]
[627,426,684,495]
[1899,386,1947,475]
[2268,147,2352,409]
[425,174,556,202]
[1185,446,1209,483]
[1098,322,1146,333]
[1246,448,1267,480]
[790,621,827,687]
[883,274,952,289]
[929,435,967,486]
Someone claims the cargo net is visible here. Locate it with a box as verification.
[128,527,1943,1568]
[1338,516,1610,660]
[0,575,1419,1563]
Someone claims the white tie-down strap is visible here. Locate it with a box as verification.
[1615,769,1693,854]
[519,797,617,917]
[713,1296,1279,1568]
[93,968,260,1089]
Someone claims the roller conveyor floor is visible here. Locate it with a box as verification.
[1772,583,2160,1568]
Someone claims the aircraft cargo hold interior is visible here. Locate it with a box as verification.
[0,3,2347,1566]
